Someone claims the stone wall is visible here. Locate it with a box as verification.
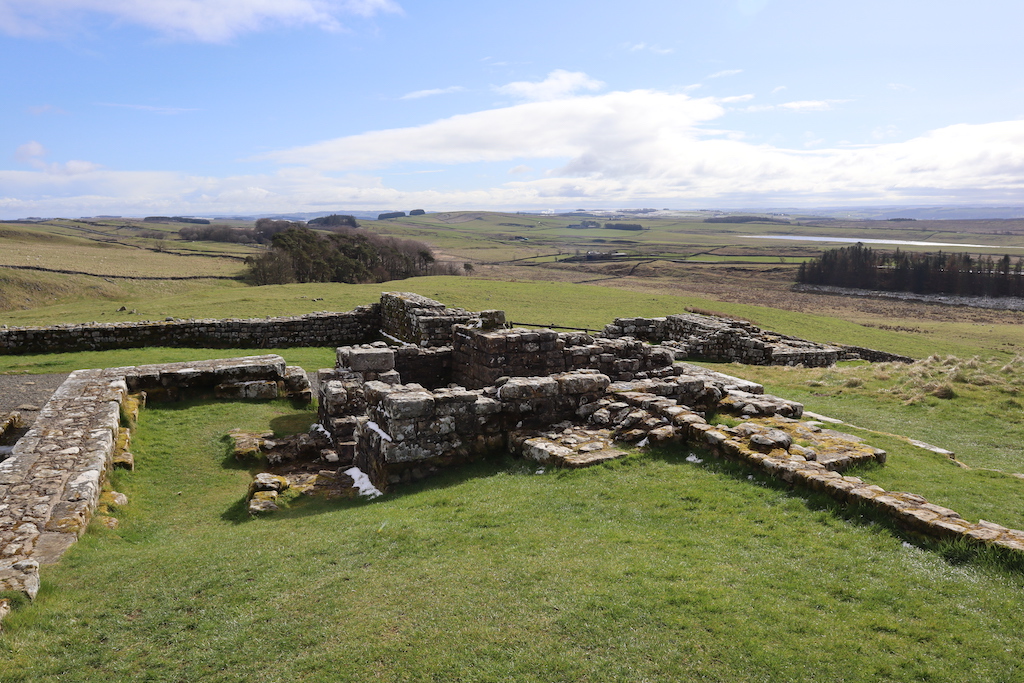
[452,327,676,388]
[0,355,310,598]
[604,313,842,366]
[837,345,914,363]
[352,370,611,486]
[0,307,380,356]
[379,292,504,347]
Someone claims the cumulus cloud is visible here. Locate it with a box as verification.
[495,70,605,101]
[4,89,1024,217]
[259,90,724,170]
[400,86,465,100]
[0,0,402,42]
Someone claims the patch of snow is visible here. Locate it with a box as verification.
[344,467,383,499]
[685,453,704,464]
[310,423,334,443]
[366,420,393,443]
[535,468,545,475]
[637,437,649,448]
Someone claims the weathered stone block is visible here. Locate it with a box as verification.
[346,348,395,372]
[499,377,558,400]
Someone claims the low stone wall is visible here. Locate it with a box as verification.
[0,355,310,598]
[380,292,504,348]
[838,345,915,363]
[604,313,843,366]
[452,327,676,388]
[0,307,380,356]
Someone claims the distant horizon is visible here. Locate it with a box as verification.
[14,204,1024,223]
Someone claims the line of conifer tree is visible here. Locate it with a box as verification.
[797,242,1024,297]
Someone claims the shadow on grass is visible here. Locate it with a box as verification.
[231,456,532,525]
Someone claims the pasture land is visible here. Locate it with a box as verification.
[2,399,1024,683]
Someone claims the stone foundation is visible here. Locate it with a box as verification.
[0,355,309,598]
[0,308,381,355]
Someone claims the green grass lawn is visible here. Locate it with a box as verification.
[3,399,1024,682]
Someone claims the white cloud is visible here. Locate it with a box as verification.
[624,42,673,55]
[708,69,743,79]
[5,89,1024,217]
[888,83,914,91]
[779,100,846,112]
[400,86,465,100]
[719,94,755,104]
[0,0,402,42]
[770,85,786,95]
[871,124,900,141]
[13,141,101,175]
[745,99,849,113]
[15,141,46,163]
[259,90,724,170]
[803,132,825,148]
[494,70,604,101]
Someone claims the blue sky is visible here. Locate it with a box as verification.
[1,0,1023,218]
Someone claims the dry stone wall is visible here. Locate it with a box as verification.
[380,292,504,347]
[452,327,676,388]
[604,313,843,366]
[0,307,381,355]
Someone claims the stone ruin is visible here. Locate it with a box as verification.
[2,292,1022,608]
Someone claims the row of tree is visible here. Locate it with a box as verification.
[797,243,1024,297]
[244,226,459,285]
[178,218,303,245]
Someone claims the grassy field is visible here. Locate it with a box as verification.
[2,400,1024,682]
[2,212,1024,680]
[0,224,247,279]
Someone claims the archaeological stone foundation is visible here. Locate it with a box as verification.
[1,292,1021,603]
